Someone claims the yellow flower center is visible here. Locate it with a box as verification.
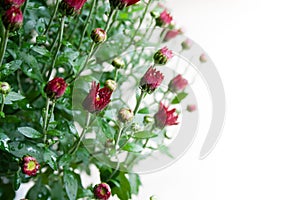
[27,160,36,171]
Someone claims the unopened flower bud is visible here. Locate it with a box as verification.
[112,57,125,69]
[0,82,11,95]
[118,108,133,123]
[199,53,207,63]
[21,155,40,176]
[104,79,117,91]
[181,39,192,50]
[140,66,164,94]
[94,183,111,200]
[155,9,173,27]
[44,77,68,99]
[2,6,23,31]
[153,47,173,65]
[90,28,107,44]
[187,104,197,112]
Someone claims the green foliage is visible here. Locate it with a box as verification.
[0,0,189,199]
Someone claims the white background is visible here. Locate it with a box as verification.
[139,0,300,199]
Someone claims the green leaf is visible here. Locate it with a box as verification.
[18,127,43,139]
[63,170,78,200]
[43,148,57,170]
[138,107,149,114]
[111,172,132,200]
[9,141,43,161]
[26,179,50,200]
[58,154,72,168]
[133,131,157,139]
[13,171,21,191]
[4,92,25,104]
[122,143,143,153]
[0,133,10,151]
[129,173,141,195]
[171,92,188,104]
[0,60,22,78]
[31,46,50,57]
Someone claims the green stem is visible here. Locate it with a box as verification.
[78,0,97,50]
[69,42,95,83]
[44,0,60,35]
[46,100,56,131]
[143,126,155,148]
[114,69,118,81]
[114,126,124,151]
[0,29,9,67]
[43,98,50,143]
[133,90,146,115]
[47,16,65,81]
[70,112,91,154]
[21,0,29,14]
[1,94,5,113]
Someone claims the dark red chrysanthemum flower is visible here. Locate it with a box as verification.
[2,6,23,31]
[154,102,179,129]
[21,155,40,176]
[153,46,174,65]
[3,0,25,8]
[44,77,68,99]
[139,66,164,94]
[82,81,112,113]
[168,74,188,92]
[156,9,173,27]
[94,183,111,200]
[59,0,87,16]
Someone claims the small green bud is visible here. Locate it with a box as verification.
[112,57,125,69]
[0,82,11,95]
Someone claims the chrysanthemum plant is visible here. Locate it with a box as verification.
[0,0,197,199]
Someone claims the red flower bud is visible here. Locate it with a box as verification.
[200,53,208,63]
[59,0,87,16]
[44,77,68,99]
[181,39,192,50]
[155,9,173,27]
[163,28,182,42]
[168,74,188,92]
[153,46,173,65]
[139,66,164,94]
[21,155,40,176]
[94,183,111,200]
[187,104,197,112]
[154,103,179,129]
[2,6,23,31]
[118,108,134,123]
[91,28,107,44]
[82,81,112,113]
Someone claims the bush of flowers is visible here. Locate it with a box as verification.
[0,0,196,199]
